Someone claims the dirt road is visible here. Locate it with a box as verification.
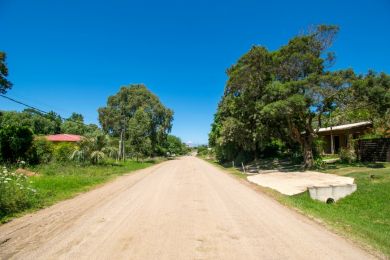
[0,156,374,259]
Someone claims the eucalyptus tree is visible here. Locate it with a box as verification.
[98,84,173,159]
[0,51,12,94]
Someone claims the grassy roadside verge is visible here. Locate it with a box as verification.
[1,159,163,223]
[202,157,390,257]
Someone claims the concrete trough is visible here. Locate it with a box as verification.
[308,184,357,203]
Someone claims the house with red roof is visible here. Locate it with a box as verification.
[45,134,83,142]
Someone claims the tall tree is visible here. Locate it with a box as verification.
[98,84,173,159]
[210,25,358,168]
[0,51,12,94]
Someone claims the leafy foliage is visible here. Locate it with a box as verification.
[0,125,34,163]
[210,25,389,168]
[0,167,37,218]
[28,138,54,164]
[98,84,173,158]
[53,143,75,162]
[164,135,189,156]
[0,51,12,94]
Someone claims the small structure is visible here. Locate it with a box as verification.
[317,121,372,154]
[247,171,355,196]
[45,134,83,142]
[247,171,357,202]
[308,184,357,203]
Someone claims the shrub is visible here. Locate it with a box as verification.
[314,157,326,169]
[262,138,285,157]
[0,125,34,163]
[53,143,76,162]
[0,167,38,218]
[339,148,357,163]
[313,138,326,158]
[290,151,303,164]
[28,138,54,164]
[234,150,253,164]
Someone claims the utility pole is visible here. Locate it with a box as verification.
[330,111,334,154]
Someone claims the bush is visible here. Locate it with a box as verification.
[261,138,285,158]
[53,143,76,162]
[314,157,326,169]
[233,150,253,164]
[313,138,326,158]
[0,125,34,163]
[27,138,54,164]
[0,167,38,218]
[339,148,356,163]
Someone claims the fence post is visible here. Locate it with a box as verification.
[242,162,246,174]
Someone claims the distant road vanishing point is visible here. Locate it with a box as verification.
[0,156,374,259]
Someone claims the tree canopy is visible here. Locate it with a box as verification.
[98,84,173,158]
[0,109,99,136]
[0,51,12,94]
[209,25,390,168]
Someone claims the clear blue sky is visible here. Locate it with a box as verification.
[1,0,389,144]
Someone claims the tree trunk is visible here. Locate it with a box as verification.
[303,135,314,169]
[118,129,125,161]
[118,131,123,161]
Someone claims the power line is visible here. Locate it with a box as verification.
[0,94,94,128]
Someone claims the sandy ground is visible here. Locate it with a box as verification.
[247,171,355,195]
[0,156,374,259]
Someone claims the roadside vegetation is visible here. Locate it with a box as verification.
[209,25,389,169]
[0,59,188,222]
[204,25,389,254]
[288,163,390,256]
[0,160,157,223]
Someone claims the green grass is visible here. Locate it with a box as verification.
[206,158,390,257]
[284,162,390,256]
[321,154,340,160]
[1,159,160,223]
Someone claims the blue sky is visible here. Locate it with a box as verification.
[1,0,389,144]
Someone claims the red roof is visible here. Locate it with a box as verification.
[45,134,83,142]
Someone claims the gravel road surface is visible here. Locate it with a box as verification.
[0,156,374,259]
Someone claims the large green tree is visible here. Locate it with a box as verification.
[210,25,360,168]
[0,51,12,94]
[98,84,173,159]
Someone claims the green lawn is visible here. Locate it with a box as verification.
[1,159,159,223]
[284,163,390,256]
[206,158,390,257]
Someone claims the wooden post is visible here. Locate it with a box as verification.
[330,127,334,154]
[232,161,235,168]
[241,162,246,174]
